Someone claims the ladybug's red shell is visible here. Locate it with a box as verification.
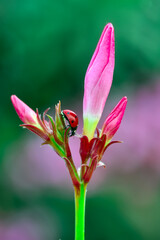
[62,110,78,129]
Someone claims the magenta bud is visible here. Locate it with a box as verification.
[11,95,38,125]
[101,96,127,142]
[83,23,115,140]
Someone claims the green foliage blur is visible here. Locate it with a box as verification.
[0,0,160,239]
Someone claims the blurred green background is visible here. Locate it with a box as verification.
[0,0,160,239]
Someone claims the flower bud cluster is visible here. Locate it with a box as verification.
[11,96,80,187]
[11,23,127,188]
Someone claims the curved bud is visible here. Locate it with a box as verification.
[101,96,127,143]
[11,95,38,125]
[83,23,115,140]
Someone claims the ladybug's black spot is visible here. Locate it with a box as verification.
[72,120,74,123]
[67,112,70,114]
[75,116,77,118]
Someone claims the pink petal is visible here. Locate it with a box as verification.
[102,96,127,141]
[83,23,115,139]
[11,95,37,125]
[83,23,115,118]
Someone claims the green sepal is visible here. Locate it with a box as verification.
[55,101,65,137]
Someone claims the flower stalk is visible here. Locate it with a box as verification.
[74,183,87,240]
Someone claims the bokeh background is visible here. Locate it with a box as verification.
[0,0,160,239]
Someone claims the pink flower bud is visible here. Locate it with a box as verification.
[101,96,127,142]
[11,95,51,141]
[11,95,38,125]
[83,23,115,140]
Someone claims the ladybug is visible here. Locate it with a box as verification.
[61,109,78,136]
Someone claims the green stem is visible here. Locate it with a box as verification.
[74,182,87,240]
